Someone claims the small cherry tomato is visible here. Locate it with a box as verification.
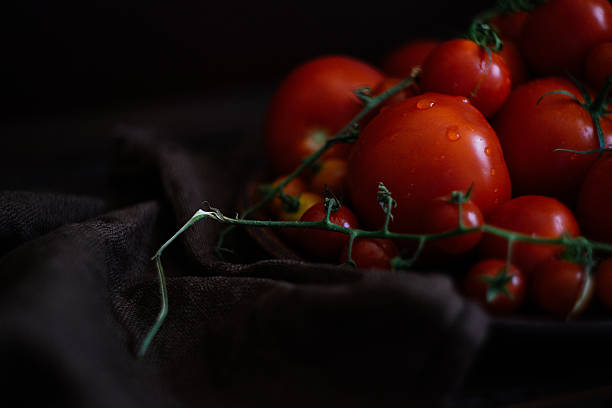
[577,153,612,243]
[488,10,529,42]
[268,175,307,217]
[347,93,511,234]
[531,259,593,317]
[494,77,612,202]
[309,158,348,197]
[520,0,612,76]
[420,195,484,254]
[464,259,525,314]
[595,258,612,310]
[296,202,359,261]
[479,196,581,275]
[339,238,398,270]
[585,42,612,91]
[420,38,511,117]
[382,39,441,78]
[265,56,384,174]
[278,192,322,222]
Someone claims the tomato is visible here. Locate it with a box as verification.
[531,259,593,317]
[420,196,484,254]
[464,259,525,314]
[381,39,441,78]
[309,158,348,197]
[577,153,612,243]
[359,76,417,128]
[420,39,511,117]
[265,56,384,174]
[595,258,612,310]
[497,40,527,88]
[520,0,612,76]
[494,77,612,201]
[268,175,307,217]
[347,93,511,234]
[339,238,398,270]
[278,192,322,222]
[296,202,359,261]
[488,10,529,42]
[479,195,581,275]
[585,42,612,90]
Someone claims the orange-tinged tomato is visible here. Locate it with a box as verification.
[309,158,348,197]
[268,175,307,217]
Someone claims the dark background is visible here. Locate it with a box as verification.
[4,0,491,120]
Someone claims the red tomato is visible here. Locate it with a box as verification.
[278,192,322,222]
[577,153,612,243]
[420,39,511,117]
[382,39,441,78]
[479,195,581,275]
[347,93,511,234]
[265,56,384,174]
[531,259,593,317]
[309,158,348,197]
[595,258,612,310]
[488,11,529,42]
[420,196,484,254]
[520,0,612,76]
[464,259,525,314]
[585,42,612,90]
[339,238,398,270]
[359,76,418,127]
[494,77,612,201]
[497,40,527,88]
[296,202,358,261]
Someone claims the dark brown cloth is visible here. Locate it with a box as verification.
[0,121,488,407]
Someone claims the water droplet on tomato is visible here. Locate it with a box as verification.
[490,168,496,176]
[461,98,469,104]
[484,147,491,156]
[446,126,461,141]
[416,99,435,110]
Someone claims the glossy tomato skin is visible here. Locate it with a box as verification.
[420,197,484,254]
[420,39,511,117]
[585,42,612,90]
[520,0,612,76]
[479,195,581,276]
[494,77,612,201]
[595,258,612,310]
[339,238,398,270]
[265,56,384,175]
[577,153,612,243]
[464,259,525,314]
[347,93,511,234]
[382,39,441,78]
[531,259,593,317]
[497,40,527,88]
[296,202,358,261]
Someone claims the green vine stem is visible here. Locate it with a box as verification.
[213,74,417,257]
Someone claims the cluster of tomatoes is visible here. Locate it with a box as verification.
[261,0,612,318]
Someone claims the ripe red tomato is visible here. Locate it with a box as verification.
[382,39,441,78]
[464,259,525,314]
[296,202,358,261]
[585,42,612,91]
[595,258,612,310]
[479,195,581,275]
[339,238,398,270]
[577,153,612,243]
[265,56,384,174]
[520,0,612,76]
[420,39,511,117]
[497,40,527,88]
[494,77,612,202]
[309,158,348,197]
[420,196,484,254]
[488,10,529,42]
[531,259,593,317]
[347,93,511,234]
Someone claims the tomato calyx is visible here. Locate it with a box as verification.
[467,20,503,54]
[537,73,612,155]
[478,265,516,302]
